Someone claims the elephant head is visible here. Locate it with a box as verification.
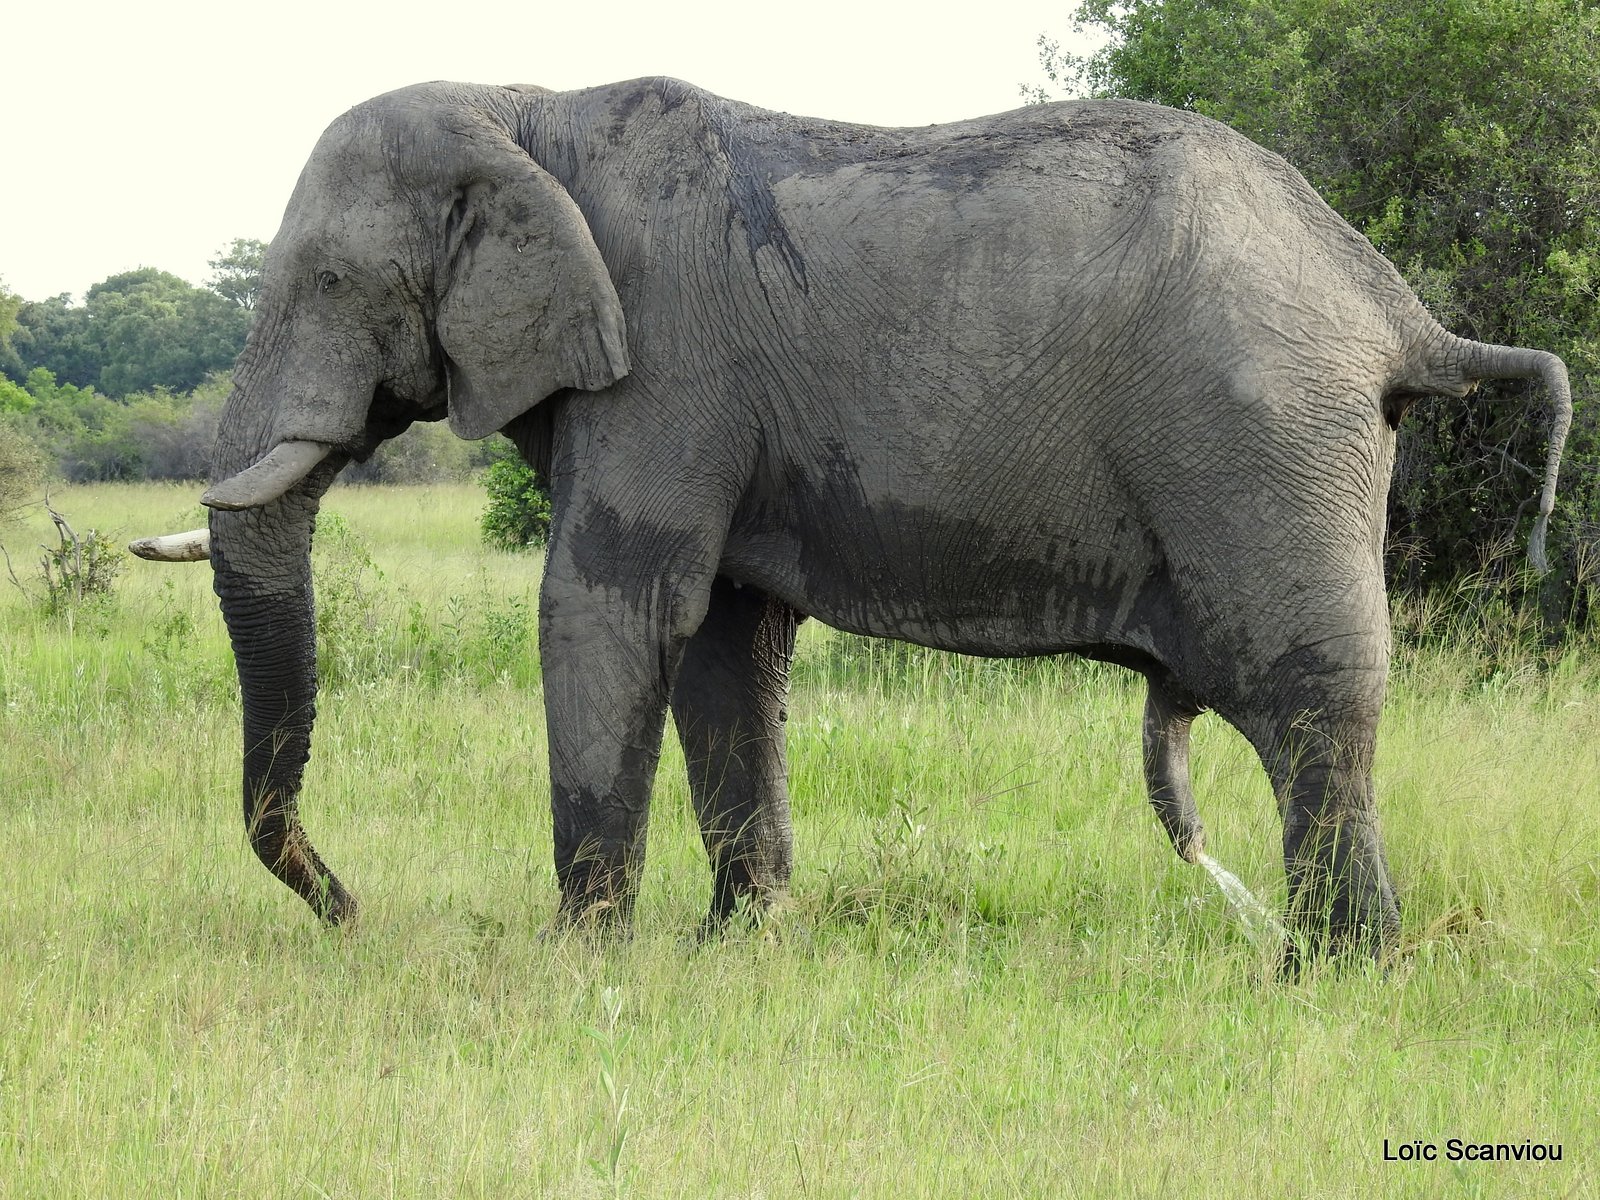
[201,84,628,919]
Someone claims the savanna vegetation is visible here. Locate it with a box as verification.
[1,483,1596,1196]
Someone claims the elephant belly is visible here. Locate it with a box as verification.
[720,494,1167,659]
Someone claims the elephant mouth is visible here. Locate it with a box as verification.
[201,440,334,511]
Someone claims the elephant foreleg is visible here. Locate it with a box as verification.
[671,577,798,929]
[1142,675,1205,863]
[540,555,712,928]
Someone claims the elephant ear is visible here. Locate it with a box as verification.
[437,144,629,440]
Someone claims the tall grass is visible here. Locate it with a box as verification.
[1,483,1596,1197]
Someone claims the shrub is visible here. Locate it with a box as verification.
[0,416,43,524]
[479,452,552,551]
[4,501,125,623]
[312,511,392,686]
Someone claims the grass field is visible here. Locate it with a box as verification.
[2,482,1597,1198]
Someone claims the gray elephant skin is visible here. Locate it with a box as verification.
[193,76,1569,964]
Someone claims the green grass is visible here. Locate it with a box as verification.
[1,483,1597,1197]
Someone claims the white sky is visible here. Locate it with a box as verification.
[3,1,1095,303]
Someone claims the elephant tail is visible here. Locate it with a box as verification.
[1411,337,1573,575]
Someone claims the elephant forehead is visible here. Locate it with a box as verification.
[315,92,486,187]
[294,113,432,214]
[277,166,417,264]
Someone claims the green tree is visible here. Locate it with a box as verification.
[86,268,251,398]
[1,295,100,389]
[0,284,43,521]
[0,375,34,415]
[15,369,127,480]
[117,373,229,481]
[2,270,254,400]
[0,276,21,366]
[0,280,30,416]
[1041,0,1600,594]
[208,238,268,310]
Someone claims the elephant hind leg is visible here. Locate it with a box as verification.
[1142,674,1205,863]
[671,577,798,929]
[1234,652,1400,971]
[1270,713,1399,971]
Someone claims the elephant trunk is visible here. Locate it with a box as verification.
[210,475,355,922]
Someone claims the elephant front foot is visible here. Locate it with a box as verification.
[553,849,641,935]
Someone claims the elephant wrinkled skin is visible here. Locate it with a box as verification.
[184,77,1569,964]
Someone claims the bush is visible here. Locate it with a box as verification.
[3,501,124,623]
[0,416,43,524]
[121,377,227,481]
[0,374,34,415]
[312,511,393,687]
[40,523,123,617]
[479,450,552,551]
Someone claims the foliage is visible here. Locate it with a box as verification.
[114,376,227,481]
[312,511,393,688]
[0,276,20,367]
[5,369,125,482]
[338,419,491,485]
[207,238,267,310]
[85,268,252,398]
[305,498,539,690]
[0,293,99,389]
[8,367,479,487]
[0,244,487,489]
[2,254,257,400]
[582,986,634,1193]
[0,373,36,414]
[9,367,193,482]
[1039,0,1600,602]
[38,522,123,617]
[479,440,552,551]
[0,413,43,524]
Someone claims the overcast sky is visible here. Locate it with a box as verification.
[3,1,1097,303]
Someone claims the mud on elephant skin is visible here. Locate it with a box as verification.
[138,77,1570,964]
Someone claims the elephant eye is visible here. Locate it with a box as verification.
[318,270,340,295]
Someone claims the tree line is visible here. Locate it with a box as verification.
[1,242,258,486]
[3,240,263,395]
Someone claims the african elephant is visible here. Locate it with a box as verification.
[144,77,1570,964]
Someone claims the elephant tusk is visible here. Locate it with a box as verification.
[128,529,212,562]
[202,440,333,510]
